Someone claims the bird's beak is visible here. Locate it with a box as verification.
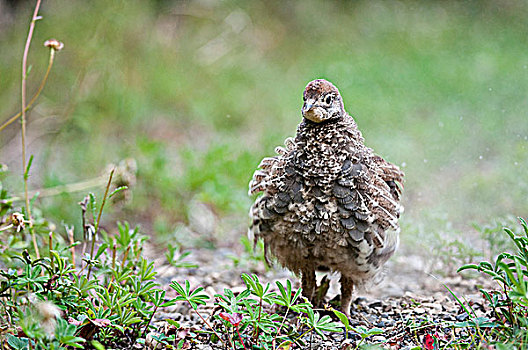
[302,100,324,122]
[302,102,313,114]
[302,99,317,116]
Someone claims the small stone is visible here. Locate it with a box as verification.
[371,335,386,342]
[366,315,377,324]
[422,302,442,311]
[384,319,395,327]
[442,314,456,321]
[354,297,368,305]
[456,312,469,321]
[414,307,426,314]
[145,332,163,350]
[369,300,382,308]
[205,286,216,296]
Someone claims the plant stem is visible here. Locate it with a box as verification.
[0,48,56,132]
[252,297,263,344]
[10,175,107,202]
[141,304,159,339]
[191,308,227,346]
[111,240,117,270]
[67,226,75,266]
[49,231,54,270]
[236,326,247,350]
[0,224,14,232]
[87,169,114,279]
[293,326,313,344]
[21,0,43,260]
[275,307,290,339]
[94,169,114,235]
[227,329,235,350]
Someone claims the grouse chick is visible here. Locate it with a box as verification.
[248,79,404,317]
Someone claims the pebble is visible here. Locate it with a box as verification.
[456,312,469,321]
[369,300,382,308]
[371,335,386,343]
[413,307,426,314]
[142,246,497,350]
[422,302,442,311]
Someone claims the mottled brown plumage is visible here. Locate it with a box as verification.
[248,79,404,317]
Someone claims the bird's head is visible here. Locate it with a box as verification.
[301,79,345,123]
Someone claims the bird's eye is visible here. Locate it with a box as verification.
[325,95,333,104]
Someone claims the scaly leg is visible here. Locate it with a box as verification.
[340,275,354,318]
[301,268,316,303]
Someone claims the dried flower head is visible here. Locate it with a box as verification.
[11,212,25,232]
[36,300,61,336]
[44,39,64,51]
[107,158,137,188]
[106,158,137,204]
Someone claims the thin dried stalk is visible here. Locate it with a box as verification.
[21,0,43,259]
[0,47,57,132]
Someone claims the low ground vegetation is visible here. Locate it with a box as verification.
[1,176,528,349]
[1,1,528,349]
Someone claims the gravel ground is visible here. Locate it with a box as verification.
[141,244,496,349]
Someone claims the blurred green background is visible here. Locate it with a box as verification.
[1,0,527,251]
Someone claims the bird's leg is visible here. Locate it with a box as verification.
[301,268,316,303]
[315,274,330,305]
[340,275,354,318]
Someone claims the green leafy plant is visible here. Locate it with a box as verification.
[458,217,528,347]
[228,236,267,270]
[473,216,519,261]
[272,280,311,338]
[168,273,344,350]
[300,305,342,339]
[0,174,184,348]
[166,243,198,269]
[332,307,385,348]
[169,280,226,346]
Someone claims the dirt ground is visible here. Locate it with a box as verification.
[144,242,495,349]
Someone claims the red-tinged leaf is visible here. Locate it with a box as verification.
[92,318,111,327]
[219,312,231,322]
[232,313,244,325]
[68,317,82,326]
[219,312,244,326]
[424,333,436,350]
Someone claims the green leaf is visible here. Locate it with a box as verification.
[109,186,128,198]
[24,155,34,181]
[91,340,106,350]
[166,319,180,328]
[6,335,29,350]
[170,281,186,296]
[331,308,350,330]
